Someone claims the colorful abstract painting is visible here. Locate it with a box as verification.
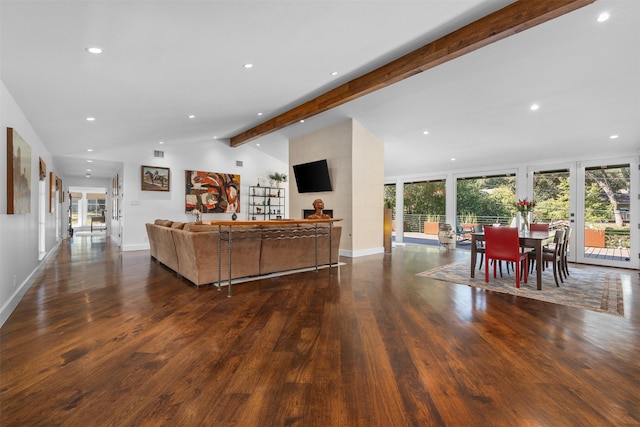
[185,170,240,214]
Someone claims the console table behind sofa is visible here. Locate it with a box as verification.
[204,219,342,297]
[146,219,342,296]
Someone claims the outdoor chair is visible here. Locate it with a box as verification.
[456,218,473,241]
[484,226,528,288]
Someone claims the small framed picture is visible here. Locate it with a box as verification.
[141,165,170,191]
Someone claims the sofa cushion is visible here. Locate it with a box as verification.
[183,224,220,232]
[170,222,185,229]
[154,219,174,227]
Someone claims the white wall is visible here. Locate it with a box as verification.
[88,139,288,251]
[0,80,64,326]
[1,77,287,325]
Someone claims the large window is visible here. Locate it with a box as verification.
[456,174,516,226]
[85,193,106,224]
[403,180,445,232]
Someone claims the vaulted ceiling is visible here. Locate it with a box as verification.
[1,0,638,180]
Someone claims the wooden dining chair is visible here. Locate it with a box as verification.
[484,226,528,288]
[528,229,565,287]
[473,224,485,270]
[560,227,571,279]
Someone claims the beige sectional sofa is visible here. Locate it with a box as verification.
[145,219,341,288]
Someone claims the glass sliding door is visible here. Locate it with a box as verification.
[578,162,634,267]
[532,169,571,225]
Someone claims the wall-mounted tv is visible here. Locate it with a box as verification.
[293,159,332,193]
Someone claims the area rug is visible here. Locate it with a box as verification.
[416,259,624,316]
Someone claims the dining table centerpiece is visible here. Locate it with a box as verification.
[516,198,535,232]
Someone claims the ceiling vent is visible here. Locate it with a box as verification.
[236,160,243,167]
[154,150,164,158]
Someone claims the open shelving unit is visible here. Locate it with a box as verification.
[248,186,285,220]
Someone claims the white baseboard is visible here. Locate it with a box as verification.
[339,246,385,258]
[122,243,150,252]
[0,242,60,328]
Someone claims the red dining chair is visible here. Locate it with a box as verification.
[529,223,550,232]
[484,226,528,288]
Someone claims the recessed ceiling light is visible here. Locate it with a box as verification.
[258,112,263,116]
[85,174,91,178]
[86,160,93,163]
[85,47,103,54]
[86,169,92,172]
[86,117,96,121]
[87,148,93,152]
[530,103,540,111]
[610,134,619,139]
[451,158,456,162]
[159,141,164,144]
[300,120,305,123]
[188,115,195,119]
[256,143,260,147]
[213,136,218,139]
[330,71,338,76]
[423,130,429,135]
[243,63,253,69]
[597,12,610,22]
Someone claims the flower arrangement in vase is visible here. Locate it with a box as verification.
[515,198,535,231]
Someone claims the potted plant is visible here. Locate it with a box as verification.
[423,213,441,235]
[268,172,287,187]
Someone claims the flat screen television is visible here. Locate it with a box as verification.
[293,159,332,193]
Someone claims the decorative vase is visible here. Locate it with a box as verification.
[519,211,530,232]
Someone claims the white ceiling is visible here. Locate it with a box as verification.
[1,0,638,180]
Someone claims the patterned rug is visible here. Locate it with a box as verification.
[416,259,624,316]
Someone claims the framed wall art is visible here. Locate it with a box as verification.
[141,165,170,191]
[49,172,56,213]
[185,170,240,214]
[57,177,64,202]
[39,157,46,181]
[6,127,31,214]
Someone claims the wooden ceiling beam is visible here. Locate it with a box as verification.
[230,0,594,147]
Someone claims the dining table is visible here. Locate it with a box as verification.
[470,230,556,290]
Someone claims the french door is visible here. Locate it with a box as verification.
[532,157,638,269]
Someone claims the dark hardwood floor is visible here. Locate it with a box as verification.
[1,235,639,426]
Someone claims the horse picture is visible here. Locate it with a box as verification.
[141,166,170,191]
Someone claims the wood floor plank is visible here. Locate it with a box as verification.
[1,236,639,426]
